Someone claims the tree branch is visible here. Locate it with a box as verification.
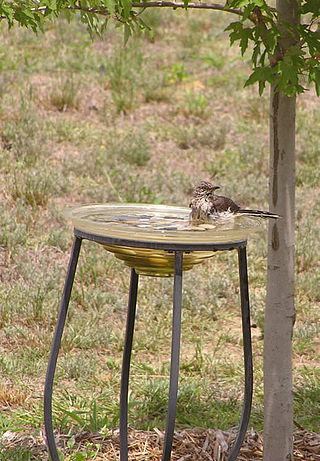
[131,2,242,16]
[0,2,243,21]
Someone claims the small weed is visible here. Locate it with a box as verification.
[65,444,101,460]
[296,218,318,273]
[53,118,85,144]
[213,123,228,150]
[62,314,113,350]
[122,175,159,203]
[0,447,32,461]
[167,63,189,83]
[47,229,70,251]
[296,147,320,187]
[205,149,242,179]
[8,167,58,207]
[49,74,80,111]
[293,320,319,354]
[0,384,28,406]
[2,112,48,167]
[181,90,209,119]
[118,130,151,167]
[294,367,320,431]
[251,300,266,336]
[54,393,120,434]
[201,52,224,69]
[207,74,230,87]
[58,356,96,381]
[180,340,204,373]
[0,204,28,249]
[106,44,143,114]
[144,73,172,103]
[171,123,225,150]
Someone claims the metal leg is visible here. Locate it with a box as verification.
[120,268,139,461]
[162,251,183,461]
[227,246,253,461]
[44,235,82,461]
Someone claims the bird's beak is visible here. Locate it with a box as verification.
[213,186,220,191]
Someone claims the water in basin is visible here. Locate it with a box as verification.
[65,204,263,276]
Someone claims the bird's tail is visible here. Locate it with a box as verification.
[238,209,280,219]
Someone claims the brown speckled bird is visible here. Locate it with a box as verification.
[189,181,279,224]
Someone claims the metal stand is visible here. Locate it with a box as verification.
[44,231,253,461]
[162,251,183,461]
[119,268,139,460]
[227,247,253,461]
[44,236,82,461]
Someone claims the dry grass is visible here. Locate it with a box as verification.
[2,427,320,460]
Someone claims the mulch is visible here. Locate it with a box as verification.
[1,427,320,460]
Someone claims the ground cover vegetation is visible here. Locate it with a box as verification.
[0,7,319,460]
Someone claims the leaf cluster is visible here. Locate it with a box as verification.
[0,0,319,95]
[0,0,47,31]
[226,0,320,95]
[0,0,151,39]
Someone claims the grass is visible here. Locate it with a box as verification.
[0,7,319,460]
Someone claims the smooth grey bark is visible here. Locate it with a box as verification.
[264,1,298,460]
[264,87,296,461]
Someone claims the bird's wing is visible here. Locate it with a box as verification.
[211,195,240,213]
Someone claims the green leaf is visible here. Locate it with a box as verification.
[225,21,244,46]
[301,29,320,56]
[252,42,261,66]
[245,68,263,87]
[240,28,253,55]
[124,22,131,44]
[105,0,116,15]
[224,21,242,33]
[258,80,265,95]
[260,48,267,66]
[242,4,255,21]
[259,24,278,54]
[279,61,298,85]
[228,0,250,7]
[308,66,320,96]
[120,0,132,21]
[0,4,15,26]
[300,0,320,17]
[244,65,276,92]
[135,15,153,37]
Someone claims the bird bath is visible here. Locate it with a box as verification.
[64,203,262,276]
[44,202,260,461]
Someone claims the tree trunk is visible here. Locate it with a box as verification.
[264,1,298,460]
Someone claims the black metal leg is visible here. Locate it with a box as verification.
[227,246,253,461]
[162,251,183,461]
[44,235,82,461]
[120,268,139,461]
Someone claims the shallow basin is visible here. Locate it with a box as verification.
[65,203,263,276]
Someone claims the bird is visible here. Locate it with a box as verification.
[189,181,279,224]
